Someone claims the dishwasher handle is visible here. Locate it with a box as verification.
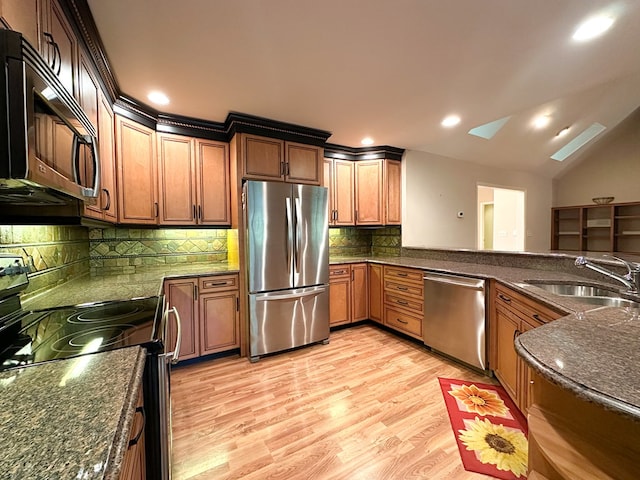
[423,274,484,291]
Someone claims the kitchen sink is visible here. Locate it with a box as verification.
[520,280,640,309]
[522,282,621,298]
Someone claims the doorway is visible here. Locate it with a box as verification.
[477,185,525,251]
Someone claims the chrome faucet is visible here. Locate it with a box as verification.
[575,255,640,293]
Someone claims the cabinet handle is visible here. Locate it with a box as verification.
[198,205,202,220]
[396,299,409,306]
[532,313,542,322]
[396,272,408,277]
[192,204,196,220]
[194,284,198,300]
[513,329,521,341]
[208,281,228,286]
[280,162,286,176]
[396,318,409,324]
[498,293,512,303]
[154,202,159,218]
[333,210,337,222]
[396,286,408,291]
[285,162,290,176]
[102,188,111,211]
[236,297,240,312]
[128,406,146,448]
[332,270,346,275]
[43,33,61,75]
[351,270,354,281]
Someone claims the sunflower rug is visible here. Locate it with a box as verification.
[438,377,529,479]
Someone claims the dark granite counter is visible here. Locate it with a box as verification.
[515,308,640,420]
[22,262,239,310]
[0,347,146,479]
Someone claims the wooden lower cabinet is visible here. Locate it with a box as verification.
[382,265,424,340]
[368,263,383,323]
[120,385,145,479]
[491,282,563,413]
[164,274,240,361]
[329,263,368,326]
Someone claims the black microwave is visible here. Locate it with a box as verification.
[0,29,99,206]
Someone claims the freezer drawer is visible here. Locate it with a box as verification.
[249,285,329,359]
[423,272,487,370]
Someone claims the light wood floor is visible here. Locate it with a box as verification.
[170,324,497,480]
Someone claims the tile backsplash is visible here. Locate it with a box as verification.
[89,227,234,275]
[0,225,90,298]
[329,227,401,257]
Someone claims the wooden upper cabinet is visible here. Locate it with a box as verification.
[240,134,322,185]
[196,139,230,225]
[384,160,401,225]
[285,141,322,185]
[84,91,117,222]
[355,160,383,225]
[41,0,77,97]
[157,133,197,225]
[115,115,158,225]
[156,134,230,226]
[0,0,40,48]
[242,134,284,181]
[325,158,355,226]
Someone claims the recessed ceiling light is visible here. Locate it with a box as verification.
[361,137,374,146]
[533,115,551,129]
[556,126,571,138]
[441,115,461,128]
[572,15,614,41]
[148,91,170,105]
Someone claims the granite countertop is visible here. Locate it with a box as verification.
[0,347,146,479]
[515,308,640,420]
[22,262,239,310]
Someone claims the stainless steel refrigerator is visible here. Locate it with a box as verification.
[245,180,329,361]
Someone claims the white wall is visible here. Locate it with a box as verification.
[554,108,640,206]
[402,150,552,251]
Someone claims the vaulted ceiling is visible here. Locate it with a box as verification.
[87,0,640,178]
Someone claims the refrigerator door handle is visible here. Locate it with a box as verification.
[286,196,294,282]
[294,196,302,275]
[254,286,327,302]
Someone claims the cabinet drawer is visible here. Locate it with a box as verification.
[384,306,422,338]
[384,280,424,299]
[384,266,423,285]
[495,283,561,325]
[329,265,350,278]
[384,293,423,315]
[199,274,238,292]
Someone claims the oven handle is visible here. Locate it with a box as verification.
[164,306,182,364]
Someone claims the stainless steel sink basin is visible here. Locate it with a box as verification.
[521,281,640,309]
[523,282,620,297]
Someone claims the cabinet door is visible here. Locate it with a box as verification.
[355,160,383,225]
[323,159,333,223]
[493,306,520,403]
[334,160,355,225]
[329,266,351,326]
[45,0,77,96]
[97,92,117,222]
[285,142,322,185]
[196,139,230,225]
[164,279,199,361]
[0,0,39,48]
[242,134,284,181]
[199,290,240,355]
[519,320,536,415]
[116,116,158,224]
[368,263,383,324]
[351,263,368,321]
[157,133,196,225]
[384,160,401,225]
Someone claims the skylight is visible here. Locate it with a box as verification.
[550,123,606,161]
[468,116,511,140]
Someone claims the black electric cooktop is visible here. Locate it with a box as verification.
[0,296,164,372]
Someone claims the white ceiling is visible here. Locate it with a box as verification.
[87,0,640,178]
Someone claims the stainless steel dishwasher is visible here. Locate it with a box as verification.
[422,271,487,370]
